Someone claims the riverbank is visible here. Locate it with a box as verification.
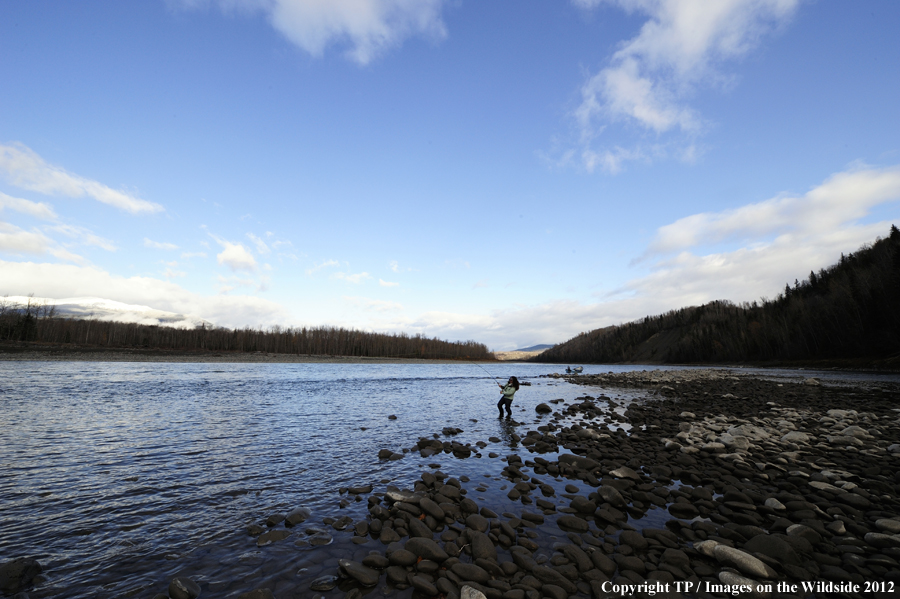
[176,368,900,599]
[0,343,495,363]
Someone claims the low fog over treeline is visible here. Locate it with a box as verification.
[538,225,900,367]
[0,301,493,360]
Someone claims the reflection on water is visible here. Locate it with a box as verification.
[0,362,629,597]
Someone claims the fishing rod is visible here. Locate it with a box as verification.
[471,361,502,386]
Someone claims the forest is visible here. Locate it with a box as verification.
[0,301,493,361]
[537,225,900,367]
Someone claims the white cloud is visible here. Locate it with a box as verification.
[334,271,372,284]
[306,258,340,275]
[246,232,270,254]
[164,267,187,278]
[181,251,208,259]
[184,0,449,65]
[0,192,57,220]
[0,260,290,328]
[379,278,399,287]
[472,279,488,289]
[390,260,400,273]
[572,0,799,170]
[216,240,258,272]
[145,238,179,250]
[0,142,163,214]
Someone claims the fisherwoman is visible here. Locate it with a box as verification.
[497,376,520,418]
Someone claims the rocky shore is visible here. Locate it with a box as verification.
[9,368,897,599]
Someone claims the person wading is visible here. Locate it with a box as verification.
[497,376,520,418]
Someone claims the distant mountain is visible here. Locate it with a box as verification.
[536,225,900,367]
[513,344,554,352]
[1,296,213,329]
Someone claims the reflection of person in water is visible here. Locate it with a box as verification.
[497,376,520,418]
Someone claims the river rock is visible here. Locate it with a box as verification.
[876,519,900,534]
[743,534,801,566]
[410,576,438,595]
[718,570,770,598]
[168,577,201,599]
[0,558,43,595]
[470,531,497,562]
[405,537,449,562]
[535,404,552,413]
[257,530,290,546]
[461,585,488,599]
[420,497,445,520]
[451,562,490,584]
[668,502,699,519]
[338,560,380,587]
[556,515,589,532]
[608,466,640,480]
[558,454,599,472]
[714,545,775,579]
[285,507,311,526]
[237,590,275,599]
[780,431,809,444]
[597,485,626,508]
[865,532,900,549]
[531,565,578,593]
[389,549,418,566]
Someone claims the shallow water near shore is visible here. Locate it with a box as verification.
[0,361,896,598]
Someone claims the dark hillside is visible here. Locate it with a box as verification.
[537,225,900,366]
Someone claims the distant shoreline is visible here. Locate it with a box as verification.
[0,344,497,364]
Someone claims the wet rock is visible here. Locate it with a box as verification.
[0,558,43,595]
[348,485,373,494]
[531,565,578,593]
[714,545,775,579]
[451,562,491,584]
[407,517,432,539]
[718,570,770,598]
[865,532,900,549]
[285,507,311,526]
[265,513,284,527]
[556,515,589,532]
[257,530,290,546]
[405,537,450,562]
[743,534,801,566]
[876,519,900,534]
[470,531,498,562]
[389,549,418,566]
[466,514,489,533]
[420,497,445,521]
[667,502,699,519]
[410,576,438,595]
[781,431,809,444]
[168,577,201,599]
[362,554,390,569]
[385,566,407,584]
[619,530,648,551]
[535,404,552,414]
[461,585,488,599]
[608,466,640,480]
[338,560,380,587]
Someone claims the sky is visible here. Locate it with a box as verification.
[1,0,899,351]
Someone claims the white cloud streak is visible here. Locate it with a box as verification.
[379,278,399,287]
[145,238,179,250]
[334,271,372,284]
[184,0,449,65]
[0,192,57,220]
[0,142,163,214]
[306,258,340,275]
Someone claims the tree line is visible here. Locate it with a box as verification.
[537,225,900,365]
[0,300,493,360]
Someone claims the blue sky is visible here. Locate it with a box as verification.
[1,0,899,350]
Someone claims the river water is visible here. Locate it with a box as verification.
[1,362,897,598]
